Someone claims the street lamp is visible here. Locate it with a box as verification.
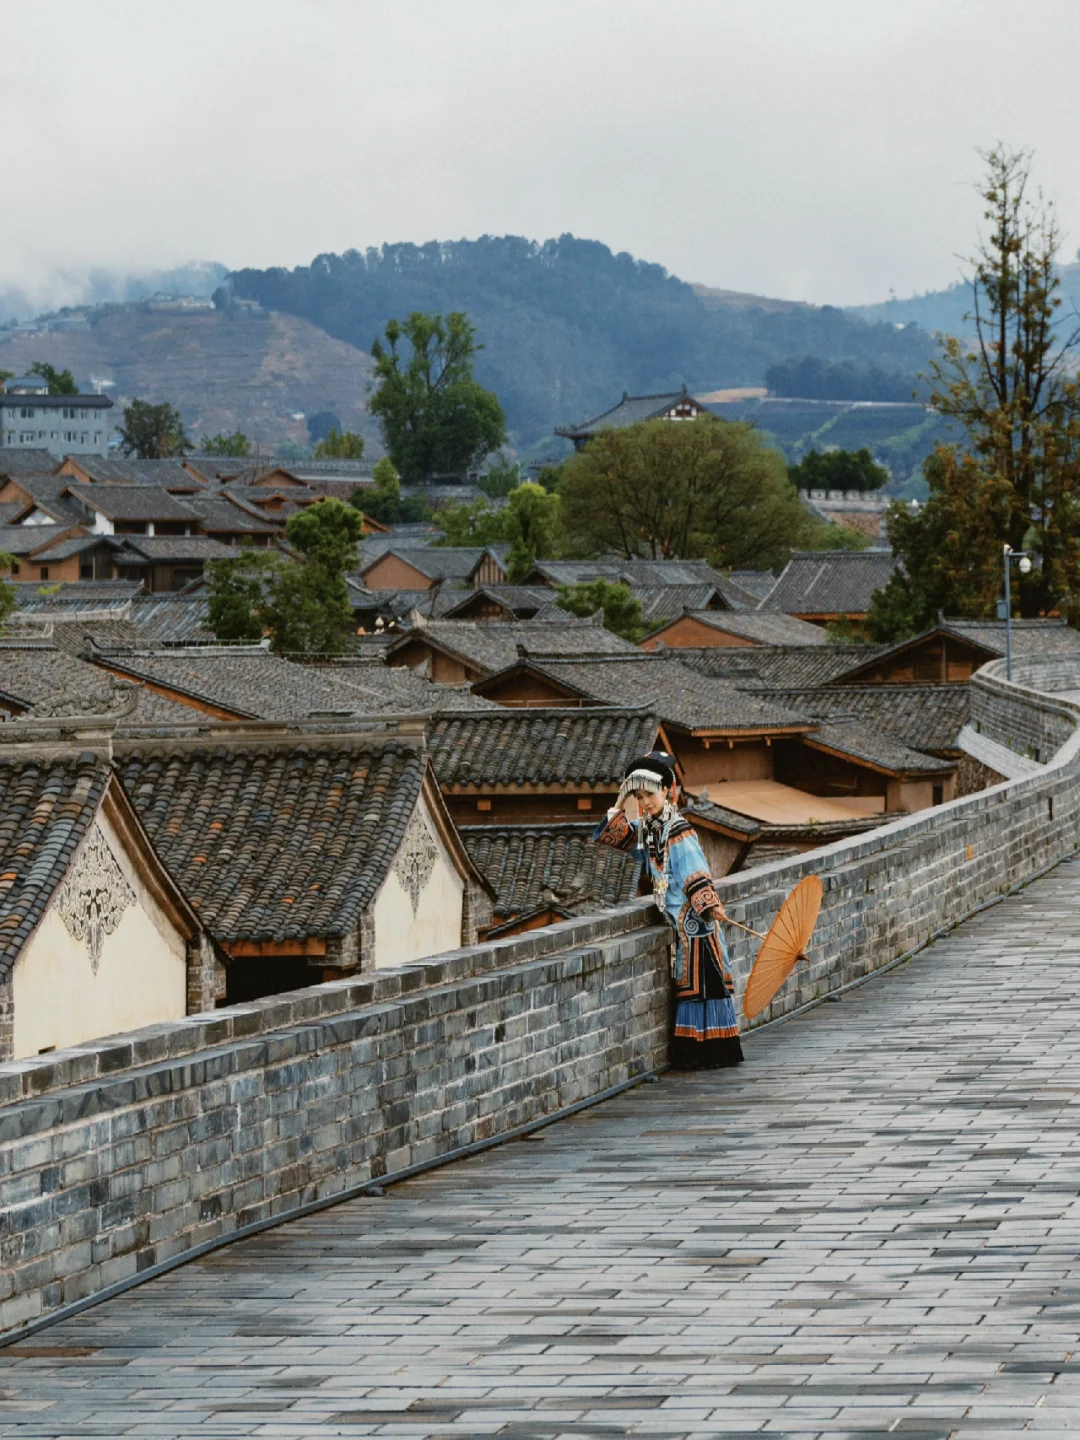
[1002,544,1033,681]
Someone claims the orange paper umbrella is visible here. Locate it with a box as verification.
[729,875,824,1020]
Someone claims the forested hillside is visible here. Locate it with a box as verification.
[229,236,936,444]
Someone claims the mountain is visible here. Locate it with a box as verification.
[228,235,937,445]
[848,260,1080,337]
[0,303,378,452]
[0,263,229,328]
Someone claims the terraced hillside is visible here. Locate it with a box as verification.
[0,305,380,452]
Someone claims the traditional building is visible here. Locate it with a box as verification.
[114,724,492,998]
[641,610,829,650]
[756,550,900,626]
[555,387,708,450]
[0,736,211,1062]
[387,617,636,685]
[361,546,509,592]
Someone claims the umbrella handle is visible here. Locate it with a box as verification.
[722,916,767,941]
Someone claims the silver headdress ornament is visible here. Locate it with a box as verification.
[616,768,670,807]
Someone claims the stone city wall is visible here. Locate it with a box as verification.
[2,663,1080,1340]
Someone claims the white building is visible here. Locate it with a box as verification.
[0,375,113,457]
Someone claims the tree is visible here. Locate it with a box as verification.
[306,410,342,444]
[120,399,192,458]
[313,428,365,459]
[204,549,276,642]
[558,415,816,571]
[0,371,13,390]
[436,481,562,580]
[369,311,507,480]
[205,500,364,653]
[200,430,252,457]
[878,145,1080,634]
[352,456,429,525]
[556,579,644,641]
[477,453,522,498]
[29,361,78,395]
[789,448,889,493]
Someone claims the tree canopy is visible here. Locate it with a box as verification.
[120,399,192,458]
[205,498,364,653]
[200,430,252,456]
[313,428,365,459]
[555,579,644,641]
[765,356,923,403]
[351,456,429,525]
[28,361,78,395]
[436,481,561,580]
[369,311,506,480]
[869,145,1080,638]
[557,415,826,571]
[789,448,889,493]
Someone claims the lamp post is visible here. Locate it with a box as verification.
[1002,544,1033,682]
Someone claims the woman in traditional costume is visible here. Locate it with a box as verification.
[594,751,743,1069]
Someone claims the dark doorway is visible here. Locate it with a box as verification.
[225,955,315,1005]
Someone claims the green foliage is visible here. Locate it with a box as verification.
[824,615,870,643]
[0,558,17,633]
[200,430,252,457]
[306,410,341,443]
[788,448,889,493]
[807,519,871,551]
[275,439,311,463]
[352,456,430,525]
[555,579,644,641]
[766,356,923,403]
[229,236,935,446]
[477,453,522,498]
[435,481,562,580]
[0,371,14,389]
[880,146,1080,629]
[28,361,78,395]
[205,549,276,642]
[313,428,365,459]
[535,464,563,494]
[558,416,815,570]
[369,311,507,481]
[205,500,364,654]
[120,398,192,458]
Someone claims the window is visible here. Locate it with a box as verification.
[62,407,76,420]
[80,563,93,579]
[39,567,48,580]
[932,784,944,806]
[10,563,19,576]
[19,407,33,419]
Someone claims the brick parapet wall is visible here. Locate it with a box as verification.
[969,659,1080,761]
[2,661,1080,1339]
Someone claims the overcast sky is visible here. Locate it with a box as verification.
[3,0,1079,310]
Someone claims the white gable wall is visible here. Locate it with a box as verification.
[372,792,464,968]
[11,810,188,1058]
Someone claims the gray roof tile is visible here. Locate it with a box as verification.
[758,550,899,615]
[427,706,659,787]
[460,822,640,918]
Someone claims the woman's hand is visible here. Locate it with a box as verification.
[707,902,728,925]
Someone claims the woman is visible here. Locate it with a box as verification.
[594,750,743,1069]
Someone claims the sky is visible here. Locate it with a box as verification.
[3,0,1080,311]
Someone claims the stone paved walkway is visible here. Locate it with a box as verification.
[7,860,1080,1439]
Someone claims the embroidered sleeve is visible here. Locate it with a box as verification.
[684,869,722,914]
[593,809,637,853]
[668,822,720,911]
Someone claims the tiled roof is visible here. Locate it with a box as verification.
[184,495,283,533]
[426,706,659,787]
[64,457,199,487]
[653,610,829,646]
[728,569,778,602]
[0,645,197,724]
[3,475,90,525]
[95,646,382,721]
[0,503,25,527]
[751,684,970,754]
[487,653,812,734]
[806,720,955,776]
[117,741,426,943]
[0,449,57,475]
[24,532,114,562]
[527,558,735,592]
[182,456,257,483]
[940,618,1080,658]
[300,660,494,713]
[460,823,640,918]
[632,586,725,624]
[127,596,212,643]
[47,619,145,653]
[0,524,77,557]
[9,580,144,614]
[352,585,472,622]
[457,823,642,910]
[683,793,762,839]
[676,643,894,688]
[757,550,899,615]
[114,535,234,562]
[362,545,507,583]
[0,752,109,977]
[442,586,553,619]
[555,389,694,437]
[390,617,637,675]
[70,486,198,522]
